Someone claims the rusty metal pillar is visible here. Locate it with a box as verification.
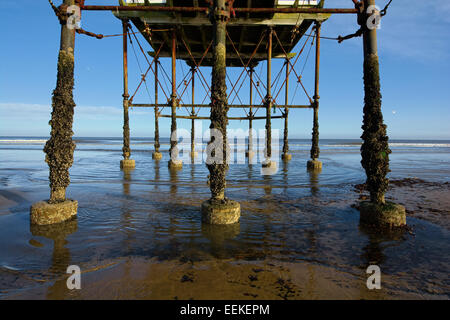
[261,27,276,172]
[202,0,240,225]
[265,28,273,162]
[307,21,322,170]
[190,66,197,159]
[359,0,405,227]
[282,59,291,161]
[246,66,254,159]
[169,28,182,169]
[31,0,78,225]
[152,57,162,160]
[120,19,135,169]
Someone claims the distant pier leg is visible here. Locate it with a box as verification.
[359,0,405,227]
[282,59,292,162]
[168,29,182,170]
[120,19,135,170]
[152,57,162,160]
[202,0,240,225]
[31,0,78,225]
[246,67,255,160]
[307,21,322,171]
[190,67,198,160]
[262,27,276,172]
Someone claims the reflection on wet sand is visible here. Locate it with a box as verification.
[154,158,160,190]
[169,167,179,196]
[308,166,321,197]
[190,163,195,193]
[201,223,241,258]
[282,161,288,193]
[29,218,78,299]
[359,224,407,267]
[122,168,133,196]
[247,163,253,195]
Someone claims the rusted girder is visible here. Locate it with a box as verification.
[79,5,357,14]
[130,104,312,109]
[158,115,285,120]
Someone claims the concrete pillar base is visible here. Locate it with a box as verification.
[152,152,163,160]
[168,159,183,170]
[359,201,406,228]
[261,160,277,175]
[282,153,292,161]
[190,151,199,158]
[307,160,322,170]
[120,159,135,169]
[245,150,255,159]
[30,200,78,226]
[201,199,241,225]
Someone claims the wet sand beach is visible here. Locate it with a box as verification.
[0,138,449,299]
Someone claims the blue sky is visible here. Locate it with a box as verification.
[0,0,449,139]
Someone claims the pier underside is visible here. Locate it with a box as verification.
[116,0,330,66]
[35,0,405,229]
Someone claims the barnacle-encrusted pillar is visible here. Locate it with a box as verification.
[190,67,198,159]
[282,60,292,161]
[120,19,135,169]
[168,28,183,170]
[307,22,322,171]
[359,0,405,227]
[31,0,78,225]
[152,57,162,160]
[202,0,240,225]
[262,27,276,171]
[246,67,255,159]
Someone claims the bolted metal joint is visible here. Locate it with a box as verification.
[53,3,70,25]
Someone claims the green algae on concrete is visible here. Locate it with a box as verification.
[120,159,135,169]
[307,159,322,170]
[359,201,406,228]
[201,199,240,225]
[30,200,78,226]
